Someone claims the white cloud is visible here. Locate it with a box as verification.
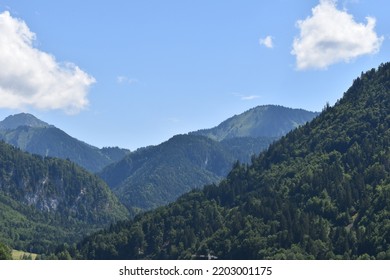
[291,0,384,70]
[0,11,95,113]
[241,95,260,100]
[259,35,274,48]
[232,92,260,100]
[117,76,138,85]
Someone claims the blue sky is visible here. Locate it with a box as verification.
[0,0,388,150]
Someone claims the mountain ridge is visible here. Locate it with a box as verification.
[191,105,319,141]
[99,105,318,213]
[0,113,51,130]
[0,114,130,173]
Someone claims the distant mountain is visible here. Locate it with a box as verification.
[0,141,129,254]
[0,114,130,173]
[0,113,51,130]
[99,105,317,213]
[191,105,319,141]
[64,63,390,260]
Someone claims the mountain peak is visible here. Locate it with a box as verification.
[192,105,319,141]
[0,113,51,130]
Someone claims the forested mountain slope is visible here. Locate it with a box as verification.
[0,113,130,173]
[0,141,129,254]
[99,134,236,212]
[63,63,390,260]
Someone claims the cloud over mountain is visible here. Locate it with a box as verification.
[291,0,383,70]
[0,11,95,113]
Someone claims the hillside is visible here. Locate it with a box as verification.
[0,141,129,254]
[99,134,236,212]
[192,105,318,141]
[62,63,390,260]
[0,114,130,172]
[220,136,277,163]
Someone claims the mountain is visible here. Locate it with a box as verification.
[0,114,130,172]
[0,141,129,254]
[194,104,319,167]
[62,63,390,260]
[99,106,316,213]
[0,113,51,130]
[99,134,237,212]
[191,105,319,141]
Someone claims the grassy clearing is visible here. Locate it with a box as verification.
[11,249,38,260]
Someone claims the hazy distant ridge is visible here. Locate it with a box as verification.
[191,105,319,141]
[0,114,130,173]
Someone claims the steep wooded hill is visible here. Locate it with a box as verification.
[0,141,129,253]
[99,134,236,212]
[62,63,390,260]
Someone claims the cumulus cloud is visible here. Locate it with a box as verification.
[259,35,274,48]
[291,0,383,70]
[0,11,95,113]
